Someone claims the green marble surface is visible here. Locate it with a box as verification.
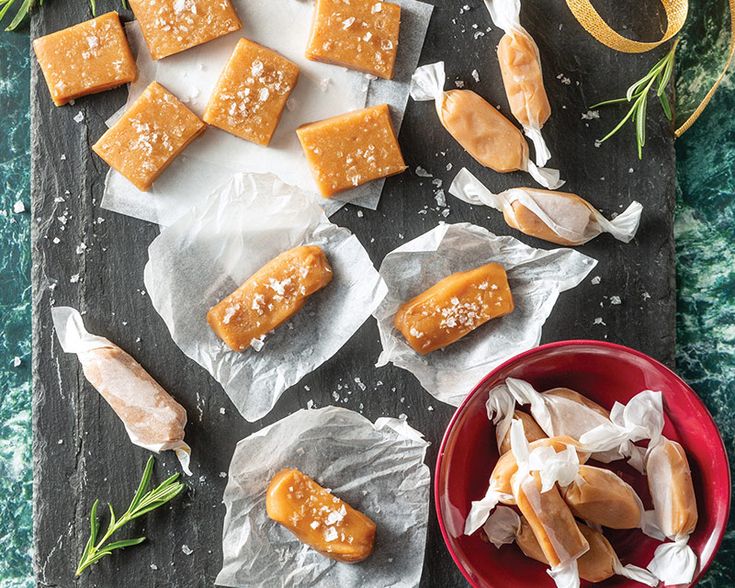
[0,2,732,586]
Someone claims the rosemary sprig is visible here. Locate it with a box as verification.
[592,40,678,159]
[75,457,185,576]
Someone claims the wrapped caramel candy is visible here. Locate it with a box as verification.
[409,61,563,189]
[52,307,191,475]
[394,262,514,355]
[484,0,552,166]
[483,507,658,585]
[450,167,643,246]
[645,437,699,585]
[561,465,644,529]
[485,381,546,453]
[207,245,333,352]
[509,421,588,587]
[465,434,588,535]
[266,467,376,563]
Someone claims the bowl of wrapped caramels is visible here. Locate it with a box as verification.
[435,340,730,588]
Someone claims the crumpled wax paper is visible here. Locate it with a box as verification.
[143,173,387,422]
[374,223,597,406]
[101,0,434,225]
[215,406,430,588]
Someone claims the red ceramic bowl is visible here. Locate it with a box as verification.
[435,340,731,588]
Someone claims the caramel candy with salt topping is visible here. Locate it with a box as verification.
[647,438,698,538]
[33,12,137,106]
[297,104,406,197]
[306,0,401,80]
[490,436,590,502]
[561,465,643,529]
[92,82,206,191]
[204,38,299,146]
[266,468,376,563]
[129,0,241,60]
[513,471,589,568]
[207,246,333,352]
[394,263,514,355]
[498,411,545,454]
[497,31,551,130]
[438,90,529,173]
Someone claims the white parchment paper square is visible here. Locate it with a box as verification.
[101,0,434,225]
[216,406,430,588]
[143,173,387,422]
[374,223,597,406]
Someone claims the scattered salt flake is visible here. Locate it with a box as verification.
[342,16,355,28]
[307,399,316,409]
[219,472,227,478]
[581,110,599,120]
[434,189,446,207]
[181,544,193,556]
[12,201,25,213]
[357,210,364,218]
[73,111,85,123]
[471,69,480,82]
[57,215,67,225]
[454,80,465,88]
[415,166,432,178]
[593,317,606,326]
[60,154,66,160]
[57,439,63,445]
[591,276,601,285]
[12,356,21,367]
[354,377,366,391]
[628,167,634,173]
[75,243,87,254]
[556,73,571,85]
[427,405,434,411]
[219,407,226,414]
[250,336,265,351]
[52,237,60,244]
[324,527,339,542]
[610,295,622,305]
[446,163,453,171]
[642,292,651,301]
[150,564,158,571]
[70,274,80,283]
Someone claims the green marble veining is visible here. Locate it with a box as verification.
[0,1,734,585]
[0,28,33,588]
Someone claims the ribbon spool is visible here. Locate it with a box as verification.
[565,0,735,136]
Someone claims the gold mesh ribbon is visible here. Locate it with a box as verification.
[566,0,735,136]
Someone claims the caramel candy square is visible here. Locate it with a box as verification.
[306,0,401,79]
[394,262,514,355]
[129,0,242,60]
[92,82,206,191]
[266,468,376,563]
[33,12,137,106]
[296,104,406,197]
[204,38,299,146]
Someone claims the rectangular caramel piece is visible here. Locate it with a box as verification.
[297,104,406,197]
[306,0,401,79]
[92,81,206,191]
[204,38,299,146]
[207,246,333,352]
[129,0,242,60]
[33,12,137,106]
[266,468,376,563]
[394,262,514,355]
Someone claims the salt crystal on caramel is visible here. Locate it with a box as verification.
[33,12,137,106]
[266,468,376,563]
[394,262,514,355]
[306,0,401,80]
[204,38,299,146]
[128,0,241,60]
[207,246,333,352]
[92,82,206,191]
[297,104,406,197]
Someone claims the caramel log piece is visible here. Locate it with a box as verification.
[544,387,610,419]
[490,436,590,502]
[207,246,333,352]
[266,468,376,563]
[297,104,406,197]
[498,411,546,454]
[204,38,299,146]
[517,518,625,583]
[505,191,597,246]
[437,90,529,173]
[33,12,137,106]
[129,0,241,60]
[561,465,643,529]
[497,31,551,129]
[306,0,401,80]
[92,82,206,191]
[647,438,698,537]
[394,263,514,355]
[513,471,589,568]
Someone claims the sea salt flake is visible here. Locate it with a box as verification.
[581,110,599,120]
[610,295,622,305]
[591,276,601,285]
[471,69,479,82]
[181,544,193,555]
[73,111,85,123]
[12,201,25,213]
[70,273,80,283]
[12,356,21,367]
[415,166,432,178]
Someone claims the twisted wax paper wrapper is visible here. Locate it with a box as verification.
[101,0,434,225]
[216,406,430,588]
[144,173,387,422]
[409,61,563,189]
[51,306,191,475]
[374,222,596,407]
[450,167,643,246]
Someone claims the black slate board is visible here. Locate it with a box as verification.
[31,1,675,587]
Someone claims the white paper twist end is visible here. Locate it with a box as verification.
[482,506,521,548]
[410,61,446,102]
[448,167,503,210]
[483,0,522,33]
[597,200,644,243]
[174,442,193,476]
[524,126,551,167]
[526,161,565,190]
[547,558,580,588]
[612,554,659,587]
[647,536,698,585]
[464,483,510,535]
